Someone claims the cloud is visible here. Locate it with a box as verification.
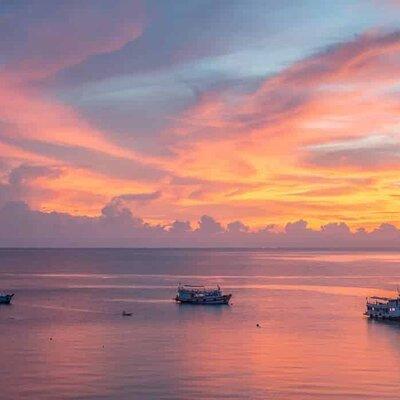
[196,215,224,234]
[227,220,249,233]
[285,219,309,234]
[2,4,400,233]
[0,81,152,164]
[101,191,162,220]
[174,29,400,147]
[305,135,400,169]
[1,201,400,248]
[0,163,62,207]
[8,164,62,186]
[321,222,352,237]
[0,201,154,247]
[0,0,145,82]
[115,191,162,203]
[169,220,192,234]
[0,1,156,188]
[152,29,400,228]
[54,0,296,86]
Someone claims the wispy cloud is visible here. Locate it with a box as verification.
[305,135,400,169]
[1,2,400,242]
[0,0,145,82]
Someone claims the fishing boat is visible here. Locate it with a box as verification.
[0,293,14,305]
[365,294,400,320]
[175,283,232,305]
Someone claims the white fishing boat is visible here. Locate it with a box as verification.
[175,283,232,305]
[365,294,400,320]
[0,293,14,305]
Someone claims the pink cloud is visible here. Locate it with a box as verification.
[1,1,145,82]
[170,30,400,153]
[1,201,400,248]
[3,14,400,234]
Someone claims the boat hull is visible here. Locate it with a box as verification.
[175,294,232,305]
[0,294,14,305]
[365,312,400,321]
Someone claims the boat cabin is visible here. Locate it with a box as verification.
[365,296,400,319]
[175,283,231,305]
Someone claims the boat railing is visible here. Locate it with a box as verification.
[178,283,221,292]
[366,296,400,305]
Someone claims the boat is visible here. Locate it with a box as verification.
[175,283,232,305]
[0,293,14,305]
[365,294,400,320]
[122,310,132,316]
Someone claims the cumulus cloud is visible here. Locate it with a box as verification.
[100,191,162,227]
[285,219,309,234]
[196,215,224,234]
[227,220,249,233]
[1,201,400,248]
[169,220,192,234]
[321,222,352,236]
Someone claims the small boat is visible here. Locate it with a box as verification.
[365,294,400,320]
[0,293,14,305]
[122,311,132,316]
[175,283,232,305]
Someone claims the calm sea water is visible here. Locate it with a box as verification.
[1,249,400,399]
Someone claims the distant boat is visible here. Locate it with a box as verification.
[365,294,400,320]
[0,293,14,305]
[122,310,132,316]
[175,283,232,305]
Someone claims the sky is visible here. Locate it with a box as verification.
[1,0,400,247]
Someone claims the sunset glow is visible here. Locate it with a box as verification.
[2,1,400,245]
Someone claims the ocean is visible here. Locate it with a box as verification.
[1,248,400,399]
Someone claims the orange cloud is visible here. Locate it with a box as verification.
[2,22,400,231]
[0,81,150,161]
[162,30,400,228]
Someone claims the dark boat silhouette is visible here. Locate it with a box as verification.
[0,293,14,305]
[122,310,132,316]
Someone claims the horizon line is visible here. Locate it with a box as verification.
[1,246,400,251]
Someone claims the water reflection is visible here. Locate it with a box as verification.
[1,249,400,399]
